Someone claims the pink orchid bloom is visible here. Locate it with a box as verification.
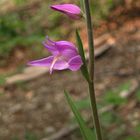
[28,37,83,74]
[50,4,81,19]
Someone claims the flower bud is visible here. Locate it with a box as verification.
[51,4,81,19]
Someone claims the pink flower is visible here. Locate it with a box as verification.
[50,4,81,19]
[28,36,83,74]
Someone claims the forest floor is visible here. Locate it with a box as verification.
[0,4,140,140]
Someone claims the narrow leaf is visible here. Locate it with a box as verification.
[64,91,95,140]
[76,30,90,82]
[75,98,90,110]
[79,0,85,12]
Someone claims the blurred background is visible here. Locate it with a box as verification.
[0,0,140,140]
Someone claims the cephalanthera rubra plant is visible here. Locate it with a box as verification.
[28,2,103,140]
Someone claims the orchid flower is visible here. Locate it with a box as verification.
[50,4,81,19]
[28,37,83,74]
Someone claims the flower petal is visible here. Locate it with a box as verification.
[61,49,78,60]
[27,56,54,67]
[51,4,81,19]
[55,41,78,60]
[55,41,76,50]
[49,56,69,74]
[68,55,83,71]
[53,59,69,70]
[43,37,58,55]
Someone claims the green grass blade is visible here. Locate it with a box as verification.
[64,91,95,140]
[76,30,89,82]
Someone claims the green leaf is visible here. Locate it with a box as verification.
[103,82,131,106]
[104,90,126,105]
[64,91,95,140]
[75,98,90,110]
[79,0,85,12]
[135,124,140,132]
[24,131,38,140]
[76,30,89,82]
[0,75,6,86]
[116,82,131,93]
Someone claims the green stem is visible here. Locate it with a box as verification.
[83,0,103,140]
